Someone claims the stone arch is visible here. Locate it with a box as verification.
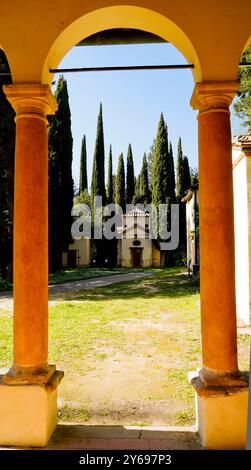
[42,5,202,85]
[243,34,251,50]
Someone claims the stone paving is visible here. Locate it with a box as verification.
[45,424,202,450]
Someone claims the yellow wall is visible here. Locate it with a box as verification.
[64,238,91,267]
[0,1,250,85]
[121,238,152,267]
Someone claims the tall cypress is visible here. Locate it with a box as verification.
[176,137,185,199]
[175,138,187,251]
[115,153,125,212]
[183,156,191,194]
[0,49,15,281]
[169,142,176,203]
[91,103,106,206]
[140,152,151,204]
[126,143,135,204]
[48,75,74,272]
[147,139,156,190]
[79,134,88,193]
[133,174,141,204]
[107,145,113,204]
[152,113,169,207]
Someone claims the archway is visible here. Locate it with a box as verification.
[42,6,201,85]
[0,3,249,450]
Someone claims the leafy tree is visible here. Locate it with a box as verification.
[74,189,91,206]
[126,143,135,204]
[79,134,88,193]
[140,152,151,204]
[234,45,251,132]
[48,76,74,272]
[107,145,113,204]
[0,50,15,281]
[91,103,106,207]
[115,153,125,212]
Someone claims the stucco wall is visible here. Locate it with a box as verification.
[63,238,91,267]
[233,150,250,325]
[121,238,152,267]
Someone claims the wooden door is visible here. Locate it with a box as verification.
[132,250,141,268]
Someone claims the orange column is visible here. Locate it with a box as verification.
[3,85,57,384]
[191,82,247,387]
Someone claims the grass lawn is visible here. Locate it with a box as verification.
[0,268,250,426]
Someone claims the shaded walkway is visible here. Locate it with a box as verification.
[47,424,202,450]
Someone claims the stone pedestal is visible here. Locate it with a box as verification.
[0,371,63,447]
[191,375,248,449]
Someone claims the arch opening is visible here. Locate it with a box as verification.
[42,6,201,85]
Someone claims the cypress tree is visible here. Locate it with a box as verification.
[147,139,156,189]
[115,153,125,212]
[175,137,187,251]
[0,49,15,281]
[176,137,185,199]
[126,143,135,204]
[107,145,113,204]
[183,156,191,194]
[91,103,106,206]
[140,152,151,204]
[48,75,74,272]
[79,134,88,193]
[168,142,176,203]
[133,174,142,204]
[152,113,169,207]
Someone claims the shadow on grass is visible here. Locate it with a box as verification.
[52,271,200,303]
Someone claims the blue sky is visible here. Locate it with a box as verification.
[54,41,240,189]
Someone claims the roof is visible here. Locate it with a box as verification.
[232,134,251,151]
[124,208,149,217]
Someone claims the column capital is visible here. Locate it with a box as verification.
[190,81,239,113]
[3,84,57,118]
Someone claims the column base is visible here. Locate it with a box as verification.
[191,374,248,449]
[0,370,63,447]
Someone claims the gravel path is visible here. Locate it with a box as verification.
[0,272,153,312]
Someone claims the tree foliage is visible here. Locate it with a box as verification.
[126,143,135,204]
[140,152,151,204]
[183,156,191,194]
[79,134,88,193]
[152,113,169,206]
[91,103,106,206]
[48,76,74,272]
[0,50,15,281]
[115,153,125,212]
[107,144,113,204]
[234,45,251,132]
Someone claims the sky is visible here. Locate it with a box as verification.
[54,41,240,190]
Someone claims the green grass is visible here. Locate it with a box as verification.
[0,267,249,426]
